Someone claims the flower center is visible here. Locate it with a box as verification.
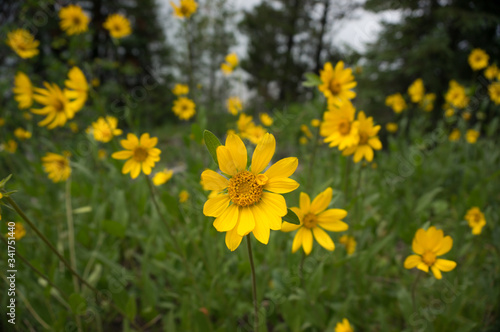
[303,213,318,229]
[338,119,351,135]
[422,251,436,266]
[133,147,148,162]
[73,16,81,25]
[359,132,368,145]
[54,98,65,112]
[114,24,122,32]
[329,79,342,95]
[227,171,266,207]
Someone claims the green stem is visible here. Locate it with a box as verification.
[65,177,80,293]
[246,236,258,332]
[343,158,351,201]
[307,99,328,192]
[411,272,422,313]
[299,251,306,288]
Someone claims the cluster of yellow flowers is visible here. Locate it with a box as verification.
[221,53,239,75]
[468,48,500,105]
[171,83,196,120]
[233,113,269,144]
[170,0,198,19]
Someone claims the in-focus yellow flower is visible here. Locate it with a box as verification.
[13,72,33,109]
[31,82,81,129]
[386,122,398,133]
[320,100,359,150]
[103,14,132,39]
[484,64,498,80]
[464,207,486,235]
[465,129,479,144]
[282,188,348,255]
[0,118,5,127]
[153,168,173,186]
[342,111,382,163]
[260,113,273,127]
[6,222,26,240]
[172,97,196,120]
[6,29,39,59]
[318,61,356,105]
[311,119,320,127]
[335,318,354,332]
[468,48,489,71]
[179,190,190,203]
[445,80,469,109]
[221,53,239,75]
[172,84,189,96]
[42,152,71,182]
[65,67,88,109]
[226,97,243,115]
[201,133,299,251]
[404,226,456,280]
[488,82,500,105]
[385,93,407,113]
[408,78,424,103]
[300,124,313,139]
[97,149,107,160]
[89,116,122,143]
[59,4,90,36]
[3,140,18,153]
[112,133,161,179]
[448,128,460,142]
[14,128,32,140]
[170,0,198,19]
[419,93,436,112]
[339,235,356,255]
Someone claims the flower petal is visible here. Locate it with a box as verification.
[213,203,239,232]
[111,150,133,160]
[253,202,282,230]
[201,169,228,191]
[251,133,275,174]
[435,236,453,256]
[312,227,335,251]
[264,157,298,180]
[130,163,141,179]
[281,221,301,232]
[299,192,311,213]
[265,177,299,194]
[251,208,270,245]
[260,192,287,216]
[317,208,347,222]
[291,227,304,253]
[404,255,422,269]
[121,133,139,150]
[434,259,456,272]
[318,220,348,232]
[216,145,238,176]
[302,228,313,255]
[225,227,243,251]
[226,134,247,172]
[310,187,333,214]
[431,266,442,279]
[416,262,429,273]
[237,206,256,236]
[203,194,230,217]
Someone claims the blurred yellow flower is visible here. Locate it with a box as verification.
[462,112,471,121]
[488,82,500,105]
[419,93,436,112]
[464,207,486,235]
[89,116,122,143]
[153,169,173,186]
[444,106,455,118]
[13,72,33,109]
[179,190,190,203]
[91,78,100,87]
[320,100,359,150]
[42,152,71,182]
[299,136,308,145]
[385,93,407,113]
[339,235,356,255]
[318,61,356,105]
[201,133,299,251]
[445,80,469,109]
[3,140,18,153]
[69,121,79,133]
[97,149,107,160]
[112,133,161,179]
[342,111,382,163]
[14,128,32,140]
[282,188,348,255]
[0,118,4,126]
[170,0,198,19]
[23,112,32,120]
[468,48,489,71]
[172,84,189,96]
[172,97,196,120]
[300,124,313,139]
[65,67,89,109]
[260,113,273,127]
[226,97,242,115]
[404,226,456,280]
[6,29,39,58]
[237,113,254,133]
[6,222,26,240]
[311,119,320,127]
[465,129,479,144]
[221,53,239,75]
[385,122,398,133]
[244,125,267,145]
[484,64,498,80]
[59,4,89,36]
[103,14,132,39]
[335,318,354,332]
[408,78,424,103]
[448,128,460,142]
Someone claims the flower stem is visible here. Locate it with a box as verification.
[411,271,422,312]
[307,99,328,192]
[246,235,258,332]
[343,158,351,200]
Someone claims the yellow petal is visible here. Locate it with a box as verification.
[260,192,287,216]
[368,137,382,150]
[412,237,425,255]
[318,220,348,232]
[434,259,456,272]
[216,145,238,176]
[281,221,301,232]
[291,227,303,253]
[203,194,230,217]
[121,133,139,150]
[431,266,442,279]
[312,227,335,251]
[111,150,133,160]
[251,208,270,244]
[237,206,256,236]
[264,177,299,194]
[302,228,313,255]
[130,163,141,179]
[310,187,333,214]
[225,227,243,251]
[226,134,247,172]
[404,255,422,269]
[435,236,453,256]
[416,262,429,273]
[253,202,282,230]
[251,133,275,174]
[290,206,304,222]
[213,203,238,232]
[264,157,298,180]
[299,192,311,212]
[201,170,228,191]
[317,208,347,222]
[142,162,152,175]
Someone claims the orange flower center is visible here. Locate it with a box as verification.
[329,79,341,95]
[359,132,369,145]
[338,119,351,135]
[72,16,81,26]
[303,213,318,229]
[53,98,65,112]
[227,171,265,206]
[422,251,436,266]
[133,146,148,162]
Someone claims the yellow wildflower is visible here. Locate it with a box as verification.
[112,133,161,179]
[385,122,398,133]
[320,100,359,150]
[14,128,32,140]
[89,116,122,143]
[468,48,489,71]
[170,0,198,19]
[172,84,189,96]
[408,78,424,103]
[103,14,132,39]
[318,61,356,105]
[260,113,273,127]
[335,318,354,332]
[13,72,33,109]
[42,152,71,182]
[488,82,500,105]
[464,207,486,235]
[6,29,39,58]
[385,93,407,113]
[448,129,460,142]
[172,97,196,120]
[339,235,356,255]
[179,190,190,203]
[59,4,90,36]
[226,97,242,115]
[484,64,498,80]
[465,129,479,144]
[153,169,174,186]
[342,111,382,163]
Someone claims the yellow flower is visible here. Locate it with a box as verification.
[404,226,457,280]
[282,188,347,255]
[65,67,89,109]
[91,78,100,87]
[260,113,273,127]
[103,14,132,39]
[112,133,161,179]
[23,112,32,120]
[300,124,313,139]
[320,100,360,150]
[335,318,354,332]
[0,118,4,126]
[468,48,489,71]
[153,169,173,186]
[444,106,455,118]
[6,29,39,59]
[221,53,239,75]
[311,119,320,127]
[31,82,81,129]
[13,72,33,109]
[488,82,500,105]
[245,125,267,145]
[170,0,198,19]
[445,80,469,109]
[59,4,90,36]
[14,128,32,140]
[464,207,486,235]
[385,93,407,113]
[237,113,254,133]
[172,84,189,96]
[448,128,460,142]
[462,112,471,121]
[484,64,498,80]
[6,222,26,240]
[179,190,190,203]
[42,152,71,182]
[318,61,356,105]
[342,111,382,163]
[69,121,79,133]
[172,97,196,120]
[408,78,424,103]
[299,136,308,145]
[339,235,356,255]
[201,133,299,251]
[465,129,479,144]
[3,140,17,153]
[97,149,107,160]
[89,116,122,143]
[226,97,243,115]
[385,122,398,133]
[419,93,436,112]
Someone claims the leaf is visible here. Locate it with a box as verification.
[69,293,87,314]
[73,206,92,214]
[102,220,126,238]
[282,209,301,225]
[0,174,12,189]
[203,130,222,165]
[125,295,137,322]
[302,72,322,87]
[415,187,442,214]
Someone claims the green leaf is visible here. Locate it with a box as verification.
[191,123,203,143]
[203,130,222,165]
[102,220,126,238]
[69,293,87,314]
[125,295,137,322]
[302,72,322,87]
[0,174,12,189]
[282,209,301,225]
